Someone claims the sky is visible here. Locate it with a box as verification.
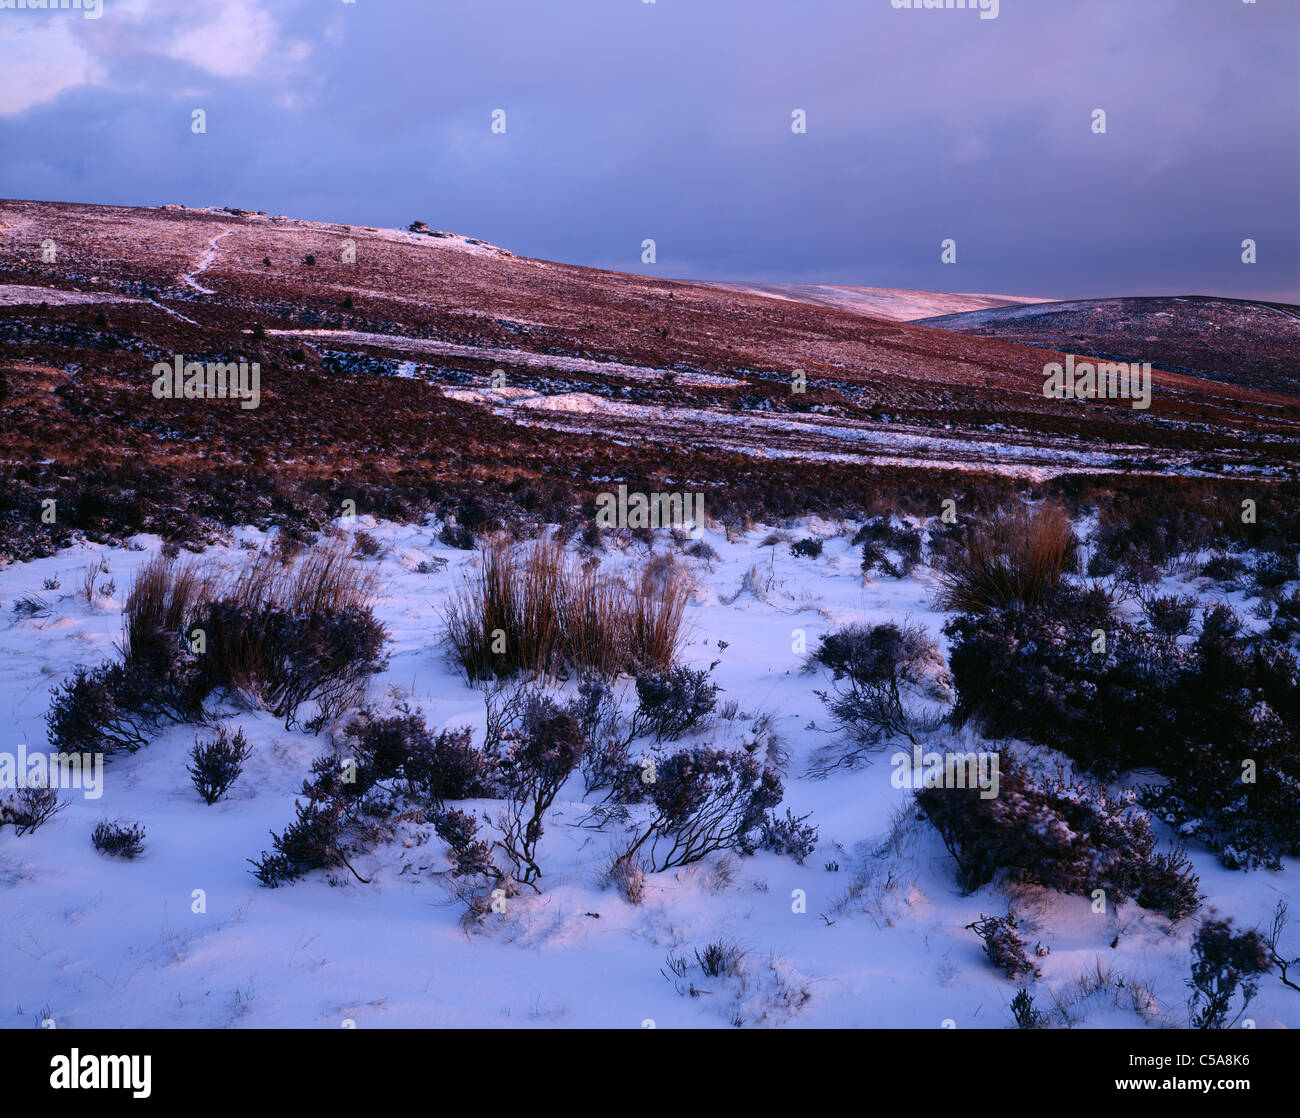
[1,0,1297,301]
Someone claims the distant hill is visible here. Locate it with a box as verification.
[918,296,1300,397]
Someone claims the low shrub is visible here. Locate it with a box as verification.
[810,621,940,769]
[790,538,823,559]
[1200,553,1247,583]
[1138,616,1300,870]
[336,705,497,807]
[250,755,376,886]
[856,516,922,578]
[629,665,718,743]
[966,913,1041,980]
[621,746,782,872]
[1187,915,1271,1029]
[47,663,156,755]
[92,819,146,858]
[188,725,252,804]
[917,756,1199,920]
[352,530,381,557]
[493,708,586,886]
[1142,593,1197,638]
[438,522,475,550]
[757,807,819,864]
[944,587,1172,777]
[1,784,67,836]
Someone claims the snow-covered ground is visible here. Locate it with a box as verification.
[1,520,1296,1029]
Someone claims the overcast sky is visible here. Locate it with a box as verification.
[2,0,1297,300]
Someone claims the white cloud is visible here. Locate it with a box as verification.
[0,24,101,116]
[166,1,279,79]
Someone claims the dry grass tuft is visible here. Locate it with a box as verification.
[934,503,1074,614]
[444,535,689,681]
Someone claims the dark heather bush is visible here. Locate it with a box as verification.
[1188,915,1272,1029]
[758,807,819,864]
[1091,494,1220,572]
[190,597,387,730]
[811,622,937,763]
[431,808,500,881]
[92,819,146,858]
[790,537,823,559]
[950,585,1300,870]
[47,663,152,755]
[1138,615,1300,870]
[944,587,1177,777]
[1143,593,1198,638]
[855,516,922,578]
[188,725,252,804]
[685,540,720,563]
[570,679,628,792]
[1252,552,1299,591]
[622,747,783,872]
[630,666,718,743]
[438,522,476,550]
[338,705,496,806]
[1268,589,1300,643]
[1,784,67,836]
[916,757,1200,920]
[1200,553,1247,583]
[251,755,375,886]
[495,710,587,886]
[966,914,1040,980]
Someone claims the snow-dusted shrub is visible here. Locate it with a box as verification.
[188,725,251,804]
[1,784,67,836]
[1250,551,1299,591]
[1200,552,1247,584]
[92,819,145,859]
[1142,592,1197,638]
[685,539,720,563]
[494,709,586,887]
[351,530,381,557]
[944,587,1174,777]
[571,680,630,792]
[917,757,1199,920]
[338,706,497,806]
[431,808,501,882]
[46,663,152,755]
[1138,613,1300,870]
[790,537,823,559]
[1090,490,1222,573]
[1188,915,1272,1029]
[438,522,475,550]
[622,746,782,872]
[629,665,718,743]
[810,621,939,767]
[250,755,376,887]
[966,913,1041,980]
[191,596,387,731]
[950,590,1300,870]
[855,516,921,578]
[1268,588,1300,643]
[758,807,819,864]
